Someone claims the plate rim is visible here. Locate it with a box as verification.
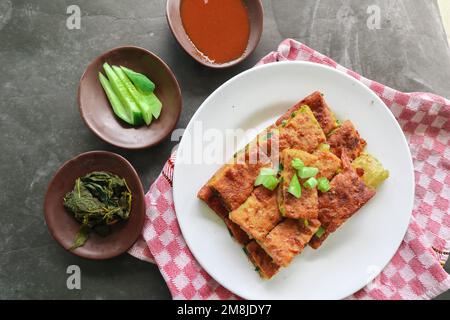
[173,61,415,299]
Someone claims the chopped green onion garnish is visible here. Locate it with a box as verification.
[278,163,284,172]
[260,168,277,176]
[255,168,279,191]
[304,219,309,227]
[298,167,319,179]
[336,119,342,126]
[281,120,288,127]
[317,177,331,193]
[291,158,305,170]
[263,175,280,191]
[288,174,301,199]
[254,175,266,186]
[316,227,326,238]
[291,111,297,118]
[319,143,331,151]
[304,177,318,189]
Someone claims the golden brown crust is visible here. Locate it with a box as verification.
[229,187,282,242]
[313,150,342,180]
[276,91,337,135]
[327,120,367,161]
[245,241,280,279]
[281,187,318,220]
[198,185,228,219]
[198,185,250,245]
[224,217,252,245]
[259,219,321,267]
[278,149,341,220]
[278,106,326,154]
[310,167,376,249]
[205,136,273,212]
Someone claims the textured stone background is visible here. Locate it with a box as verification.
[0,0,449,299]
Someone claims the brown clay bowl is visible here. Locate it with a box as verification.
[78,46,182,149]
[166,0,264,68]
[44,151,145,260]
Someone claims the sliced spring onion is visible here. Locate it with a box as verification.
[298,167,319,179]
[260,168,277,176]
[319,143,331,151]
[304,219,309,227]
[281,120,288,127]
[254,168,279,191]
[317,177,331,193]
[291,158,305,170]
[254,175,266,187]
[278,163,284,172]
[304,177,318,189]
[288,174,301,199]
[316,227,326,238]
[262,175,280,191]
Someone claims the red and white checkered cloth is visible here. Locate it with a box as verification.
[129,39,450,300]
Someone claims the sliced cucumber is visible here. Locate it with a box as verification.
[120,66,155,94]
[98,72,133,125]
[143,92,162,119]
[103,63,143,126]
[112,66,153,126]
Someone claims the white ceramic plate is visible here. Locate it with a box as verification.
[173,61,414,300]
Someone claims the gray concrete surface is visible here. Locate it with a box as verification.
[0,0,449,299]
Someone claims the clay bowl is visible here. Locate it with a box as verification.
[78,46,182,149]
[44,151,145,260]
[166,0,264,68]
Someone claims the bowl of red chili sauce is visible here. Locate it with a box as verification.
[166,0,263,68]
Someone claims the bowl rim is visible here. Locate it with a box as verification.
[77,45,182,150]
[166,0,264,69]
[43,150,146,260]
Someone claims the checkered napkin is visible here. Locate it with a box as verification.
[128,39,450,300]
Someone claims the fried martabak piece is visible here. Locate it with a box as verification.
[202,142,272,212]
[245,241,280,279]
[277,105,326,154]
[327,120,367,161]
[278,149,341,220]
[198,185,250,245]
[312,150,343,180]
[278,149,319,220]
[276,91,338,135]
[259,219,321,267]
[229,187,282,242]
[309,158,376,249]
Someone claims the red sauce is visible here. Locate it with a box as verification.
[180,0,250,64]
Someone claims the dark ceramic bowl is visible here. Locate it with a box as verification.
[166,0,264,68]
[78,46,182,149]
[44,151,145,260]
